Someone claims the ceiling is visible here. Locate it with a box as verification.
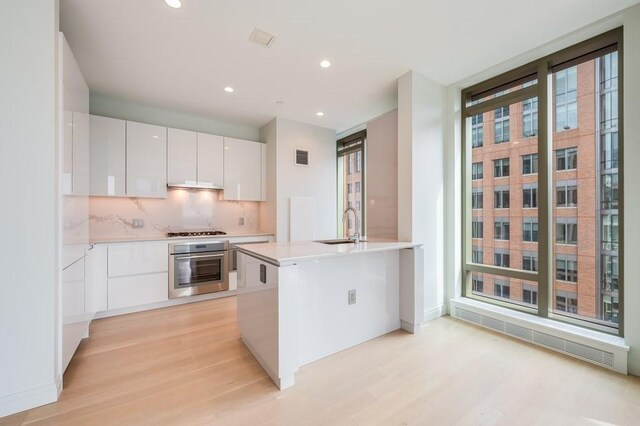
[60,0,638,133]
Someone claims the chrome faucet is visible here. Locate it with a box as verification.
[342,207,360,244]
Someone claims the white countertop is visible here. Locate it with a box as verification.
[236,239,421,266]
[90,232,273,245]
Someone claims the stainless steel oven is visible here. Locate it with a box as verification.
[168,240,229,299]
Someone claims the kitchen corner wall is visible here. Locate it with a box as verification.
[260,117,337,242]
[89,190,260,240]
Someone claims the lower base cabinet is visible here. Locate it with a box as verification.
[108,272,169,310]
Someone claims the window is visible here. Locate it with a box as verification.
[556,255,578,283]
[522,252,538,272]
[463,32,622,331]
[522,184,538,208]
[472,274,484,293]
[522,218,538,242]
[522,154,538,175]
[601,173,619,210]
[494,280,510,298]
[494,249,510,268]
[556,181,578,207]
[472,247,483,264]
[555,66,578,131]
[556,291,578,314]
[493,158,509,178]
[472,162,483,180]
[602,214,619,251]
[494,218,510,241]
[494,106,510,143]
[472,114,483,148]
[522,97,538,137]
[494,187,509,209]
[338,131,365,238]
[472,189,483,209]
[556,218,578,245]
[472,218,483,239]
[523,284,538,305]
[556,147,577,171]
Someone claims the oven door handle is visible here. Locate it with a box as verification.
[172,253,226,260]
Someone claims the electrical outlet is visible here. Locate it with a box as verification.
[132,218,144,229]
[348,289,356,305]
[238,217,245,226]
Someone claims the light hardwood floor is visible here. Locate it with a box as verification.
[3,296,640,425]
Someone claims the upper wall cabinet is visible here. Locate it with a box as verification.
[126,121,167,198]
[167,129,224,189]
[89,115,126,196]
[223,137,264,201]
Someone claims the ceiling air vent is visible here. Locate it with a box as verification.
[249,27,276,48]
[295,149,309,167]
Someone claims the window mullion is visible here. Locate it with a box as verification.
[537,61,551,318]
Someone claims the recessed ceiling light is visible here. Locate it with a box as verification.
[320,60,331,68]
[316,112,324,117]
[164,0,182,8]
[224,87,234,93]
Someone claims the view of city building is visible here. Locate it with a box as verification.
[469,52,619,326]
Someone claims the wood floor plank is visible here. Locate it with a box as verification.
[2,296,639,426]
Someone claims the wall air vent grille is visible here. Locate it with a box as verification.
[452,307,620,372]
[295,149,309,166]
[249,27,276,48]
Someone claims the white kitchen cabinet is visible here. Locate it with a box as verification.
[108,241,168,277]
[108,273,169,310]
[197,133,224,188]
[89,115,126,196]
[223,137,263,201]
[85,245,108,314]
[126,121,167,198]
[62,257,87,372]
[261,142,268,201]
[167,128,197,186]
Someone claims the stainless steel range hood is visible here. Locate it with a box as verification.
[167,181,223,190]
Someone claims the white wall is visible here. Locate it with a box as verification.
[623,3,640,376]
[366,110,398,240]
[90,93,259,141]
[398,71,446,322]
[0,0,61,416]
[259,118,337,242]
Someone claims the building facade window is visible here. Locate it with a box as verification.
[522,97,538,137]
[556,291,578,313]
[522,218,539,242]
[494,106,510,143]
[472,247,483,264]
[356,200,361,211]
[602,295,619,323]
[601,173,619,210]
[338,131,365,238]
[494,218,510,241]
[472,162,484,180]
[522,154,538,175]
[602,214,619,251]
[494,187,510,209]
[355,151,361,173]
[494,249,510,268]
[556,255,578,283]
[472,114,484,148]
[355,182,361,193]
[472,274,484,293]
[600,133,619,170]
[472,218,483,239]
[347,183,352,194]
[472,189,483,209]
[522,184,538,208]
[522,252,538,272]
[493,158,510,177]
[494,280,510,298]
[556,147,578,171]
[522,284,538,305]
[555,66,578,131]
[556,181,578,207]
[556,218,578,245]
[601,254,619,291]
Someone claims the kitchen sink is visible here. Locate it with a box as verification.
[315,238,366,245]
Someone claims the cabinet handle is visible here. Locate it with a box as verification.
[260,264,267,284]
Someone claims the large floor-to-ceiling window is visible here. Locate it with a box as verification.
[337,131,365,238]
[462,29,622,334]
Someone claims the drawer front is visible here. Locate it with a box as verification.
[108,242,168,277]
[108,273,168,310]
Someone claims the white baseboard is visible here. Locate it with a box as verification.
[423,305,446,323]
[0,376,61,418]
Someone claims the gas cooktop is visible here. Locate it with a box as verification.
[167,230,227,238]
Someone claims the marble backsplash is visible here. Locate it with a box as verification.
[89,189,260,239]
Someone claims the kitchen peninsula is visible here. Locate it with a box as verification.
[236,240,424,389]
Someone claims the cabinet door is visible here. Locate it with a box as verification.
[197,133,224,188]
[62,257,86,372]
[108,273,168,310]
[223,138,262,201]
[89,115,126,196]
[85,245,108,314]
[126,121,167,198]
[108,242,169,278]
[167,128,197,186]
[62,110,74,195]
[261,142,268,201]
[72,112,90,196]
